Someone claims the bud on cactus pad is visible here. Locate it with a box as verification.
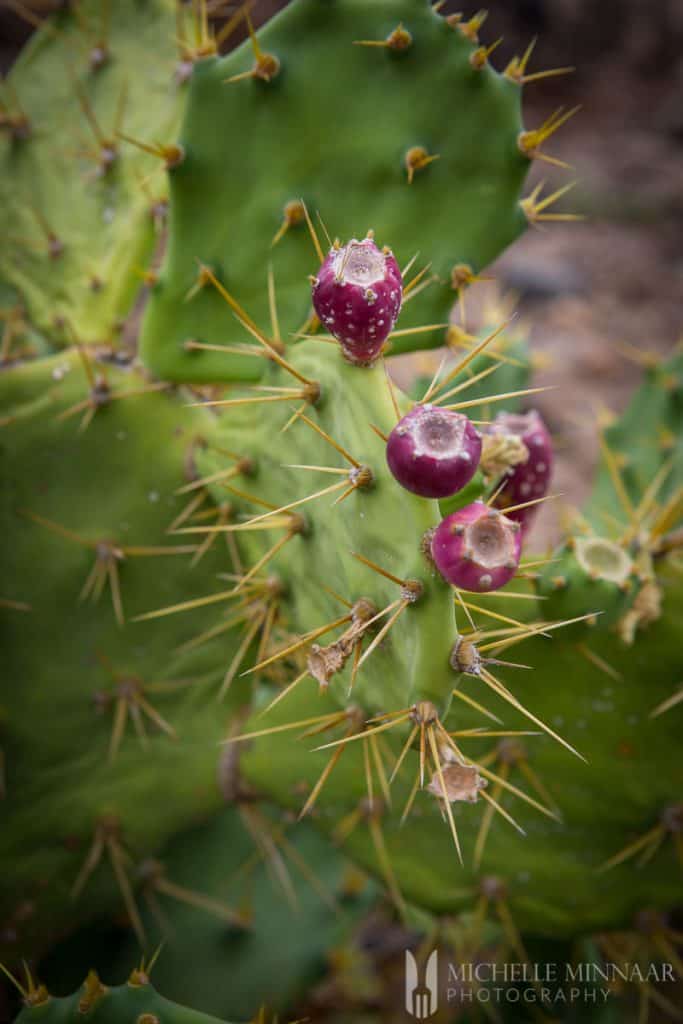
[488,409,553,532]
[311,238,403,365]
[386,405,482,498]
[538,534,640,626]
[431,501,522,592]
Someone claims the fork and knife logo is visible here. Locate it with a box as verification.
[405,949,439,1019]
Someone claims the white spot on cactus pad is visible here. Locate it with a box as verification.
[574,536,633,584]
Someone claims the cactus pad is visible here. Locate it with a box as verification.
[0,350,243,956]
[0,0,182,347]
[140,0,531,382]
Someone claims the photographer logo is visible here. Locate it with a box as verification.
[405,949,438,1019]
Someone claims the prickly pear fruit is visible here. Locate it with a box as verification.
[386,405,482,498]
[488,409,553,532]
[311,237,403,365]
[431,501,521,592]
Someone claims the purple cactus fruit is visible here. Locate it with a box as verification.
[311,237,403,365]
[386,404,482,498]
[489,410,553,533]
[431,501,522,593]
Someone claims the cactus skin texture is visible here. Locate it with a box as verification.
[14,971,229,1023]
[194,339,461,716]
[1,1,682,1021]
[238,347,683,939]
[0,0,184,348]
[0,350,246,958]
[140,0,531,383]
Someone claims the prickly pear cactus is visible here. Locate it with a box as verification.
[110,807,379,1020]
[140,0,537,382]
[235,345,682,938]
[12,961,229,1023]
[1,1,681,1021]
[0,348,254,958]
[0,0,184,347]
[538,348,683,629]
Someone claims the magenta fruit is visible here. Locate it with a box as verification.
[489,410,553,533]
[311,237,403,365]
[386,404,482,498]
[431,501,522,593]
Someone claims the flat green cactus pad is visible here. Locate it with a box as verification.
[585,349,683,526]
[240,567,682,938]
[193,340,468,718]
[0,0,182,347]
[229,346,683,939]
[539,348,683,626]
[106,808,378,1020]
[14,976,229,1023]
[0,351,244,956]
[141,0,530,382]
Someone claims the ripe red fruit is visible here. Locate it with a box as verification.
[311,237,402,365]
[488,410,553,534]
[431,501,522,593]
[386,405,482,498]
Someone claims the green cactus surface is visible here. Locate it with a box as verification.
[240,567,682,935]
[13,971,229,1023]
[229,346,683,937]
[0,0,183,347]
[140,0,532,383]
[1,1,681,1021]
[0,350,246,956]
[193,339,467,716]
[111,808,378,1020]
